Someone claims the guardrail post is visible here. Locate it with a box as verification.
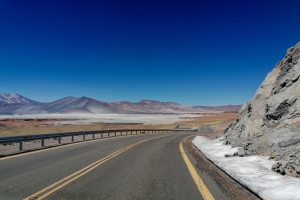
[19,141,23,151]
[0,129,188,153]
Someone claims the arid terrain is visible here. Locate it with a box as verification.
[0,112,237,136]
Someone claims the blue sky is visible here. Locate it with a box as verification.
[1,0,299,106]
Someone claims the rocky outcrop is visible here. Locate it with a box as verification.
[223,41,300,177]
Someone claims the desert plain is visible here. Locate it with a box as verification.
[0,112,237,136]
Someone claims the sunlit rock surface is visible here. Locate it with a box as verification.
[224,41,300,177]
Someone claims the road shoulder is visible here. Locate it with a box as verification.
[183,135,261,200]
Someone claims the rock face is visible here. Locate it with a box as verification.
[223,41,300,177]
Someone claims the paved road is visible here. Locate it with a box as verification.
[0,132,212,200]
[196,125,214,133]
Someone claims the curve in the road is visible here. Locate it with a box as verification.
[23,135,171,200]
[1,132,219,200]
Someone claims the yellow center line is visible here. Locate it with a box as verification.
[0,133,149,161]
[23,142,137,199]
[23,135,171,200]
[179,139,215,200]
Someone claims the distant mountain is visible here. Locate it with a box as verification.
[110,100,206,113]
[0,93,242,114]
[192,105,242,112]
[62,107,95,114]
[0,93,37,104]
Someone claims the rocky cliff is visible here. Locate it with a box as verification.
[223,41,300,177]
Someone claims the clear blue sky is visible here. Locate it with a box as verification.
[1,0,299,106]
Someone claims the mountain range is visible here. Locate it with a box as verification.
[0,93,242,114]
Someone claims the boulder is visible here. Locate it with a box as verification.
[224,42,300,177]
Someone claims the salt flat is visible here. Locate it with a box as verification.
[0,113,203,125]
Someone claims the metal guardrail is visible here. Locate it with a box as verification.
[0,129,197,151]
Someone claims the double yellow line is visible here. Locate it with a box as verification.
[23,134,214,200]
[23,135,170,200]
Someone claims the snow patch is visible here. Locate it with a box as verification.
[192,136,300,200]
[21,98,29,103]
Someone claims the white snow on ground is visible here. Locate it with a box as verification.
[192,136,300,200]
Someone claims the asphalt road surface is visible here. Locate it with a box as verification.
[0,132,218,200]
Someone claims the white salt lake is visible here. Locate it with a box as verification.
[0,113,204,125]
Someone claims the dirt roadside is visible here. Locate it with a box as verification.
[0,112,238,136]
[184,135,261,200]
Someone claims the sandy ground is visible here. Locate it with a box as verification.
[0,112,237,136]
[0,112,237,156]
